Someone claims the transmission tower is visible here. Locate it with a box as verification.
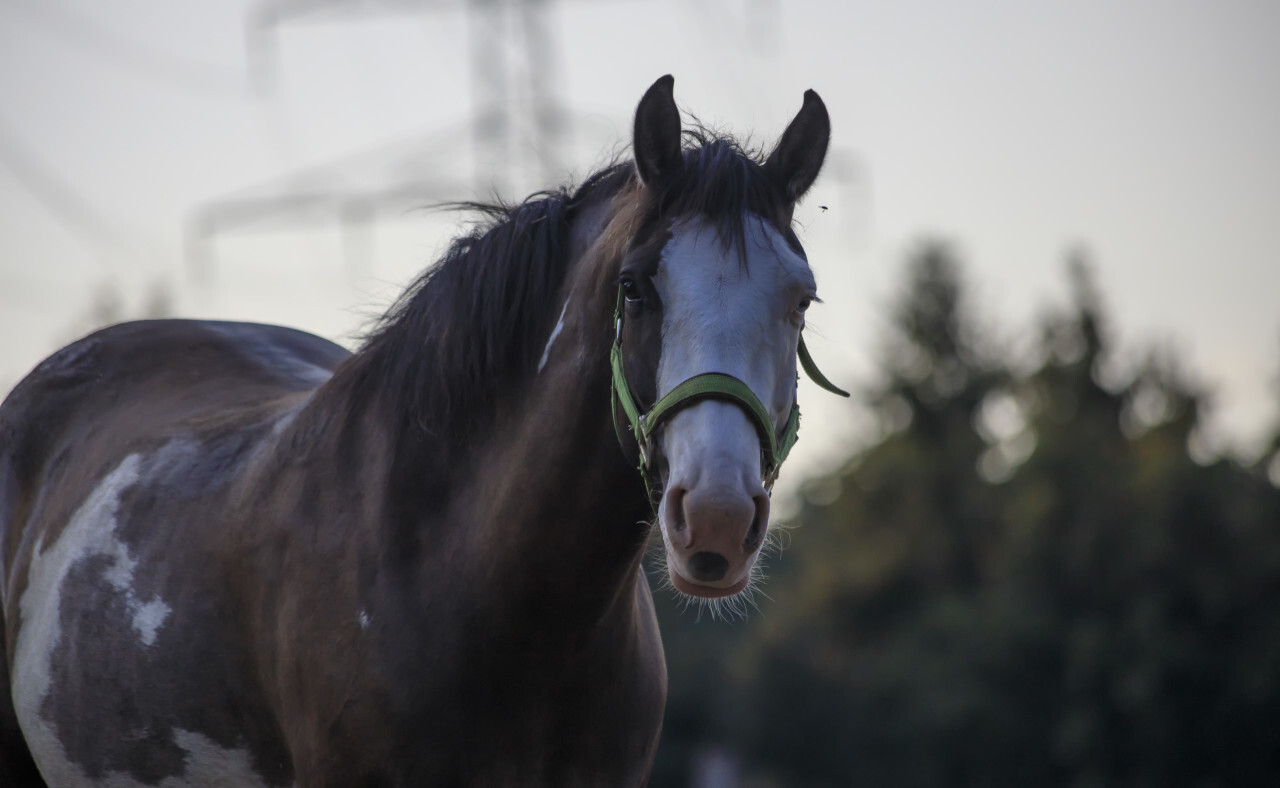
[190,0,570,281]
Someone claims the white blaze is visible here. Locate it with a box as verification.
[651,214,814,541]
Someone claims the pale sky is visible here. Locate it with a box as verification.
[2,0,1278,501]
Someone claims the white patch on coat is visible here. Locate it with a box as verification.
[95,528,172,647]
[358,609,371,629]
[13,455,143,785]
[537,296,572,373]
[28,728,272,788]
[132,599,172,646]
[10,454,191,786]
[159,728,273,788]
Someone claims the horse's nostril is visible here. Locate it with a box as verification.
[687,551,729,582]
[670,486,688,532]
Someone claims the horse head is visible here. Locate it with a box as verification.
[609,75,837,600]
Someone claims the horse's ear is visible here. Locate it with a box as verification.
[633,75,683,187]
[765,89,830,202]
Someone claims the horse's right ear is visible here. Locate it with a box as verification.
[633,75,683,187]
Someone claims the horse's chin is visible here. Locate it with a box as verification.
[668,569,751,599]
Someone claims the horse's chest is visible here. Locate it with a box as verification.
[404,627,665,785]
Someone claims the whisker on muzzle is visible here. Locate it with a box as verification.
[645,515,780,623]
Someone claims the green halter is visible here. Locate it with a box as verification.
[609,287,849,505]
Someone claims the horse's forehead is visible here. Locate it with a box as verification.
[655,214,813,301]
[652,213,807,404]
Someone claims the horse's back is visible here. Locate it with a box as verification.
[1,319,346,458]
[0,319,347,787]
[1,318,348,589]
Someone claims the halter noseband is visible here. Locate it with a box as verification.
[609,287,849,506]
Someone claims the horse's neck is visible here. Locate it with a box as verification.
[464,352,650,594]
[443,314,651,608]
[324,290,651,621]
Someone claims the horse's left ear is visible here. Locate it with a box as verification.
[765,89,830,202]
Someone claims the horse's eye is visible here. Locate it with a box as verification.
[796,297,812,313]
[621,277,641,303]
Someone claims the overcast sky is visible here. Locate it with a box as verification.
[2,0,1278,497]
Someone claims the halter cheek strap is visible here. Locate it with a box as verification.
[609,287,848,507]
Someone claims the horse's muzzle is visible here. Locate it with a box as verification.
[660,474,770,597]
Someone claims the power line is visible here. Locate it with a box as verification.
[9,0,250,99]
[0,117,127,275]
[246,0,572,193]
[190,0,575,282]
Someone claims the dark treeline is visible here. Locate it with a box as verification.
[651,242,1280,787]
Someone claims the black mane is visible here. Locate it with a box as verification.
[658,128,791,255]
[350,129,788,451]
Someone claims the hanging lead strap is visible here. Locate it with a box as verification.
[798,336,850,398]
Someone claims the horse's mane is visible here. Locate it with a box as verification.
[655,127,791,257]
[348,128,788,454]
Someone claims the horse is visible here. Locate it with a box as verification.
[0,75,839,786]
